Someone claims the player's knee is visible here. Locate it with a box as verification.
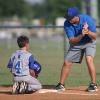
[38,84,42,90]
[36,83,42,90]
[31,84,42,91]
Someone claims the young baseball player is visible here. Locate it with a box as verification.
[55,7,98,92]
[7,35,42,94]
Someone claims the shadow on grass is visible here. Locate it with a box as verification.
[42,85,55,89]
[96,72,100,75]
[0,84,12,87]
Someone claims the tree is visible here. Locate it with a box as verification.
[0,0,33,18]
[32,0,81,24]
[98,0,100,22]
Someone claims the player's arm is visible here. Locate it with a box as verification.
[7,58,13,72]
[29,55,36,77]
[29,55,41,78]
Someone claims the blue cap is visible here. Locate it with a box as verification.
[65,7,79,19]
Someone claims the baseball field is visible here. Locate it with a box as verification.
[0,38,100,100]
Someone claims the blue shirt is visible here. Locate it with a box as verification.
[64,14,96,45]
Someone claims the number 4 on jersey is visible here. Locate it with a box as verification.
[15,61,21,73]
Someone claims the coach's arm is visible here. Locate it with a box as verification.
[82,22,97,40]
[69,34,84,43]
[84,31,97,40]
[69,31,97,44]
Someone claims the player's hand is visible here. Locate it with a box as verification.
[29,69,36,77]
[29,69,39,78]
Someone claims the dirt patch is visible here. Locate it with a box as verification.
[0,86,100,100]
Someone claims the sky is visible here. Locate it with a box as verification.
[25,0,44,5]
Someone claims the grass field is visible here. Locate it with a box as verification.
[0,38,100,87]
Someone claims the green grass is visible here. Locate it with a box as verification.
[0,38,100,87]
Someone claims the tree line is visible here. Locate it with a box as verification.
[0,0,99,24]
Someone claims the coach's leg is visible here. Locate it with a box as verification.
[86,56,96,84]
[60,60,72,85]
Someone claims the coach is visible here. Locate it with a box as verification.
[55,7,98,92]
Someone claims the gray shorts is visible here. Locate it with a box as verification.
[64,41,96,63]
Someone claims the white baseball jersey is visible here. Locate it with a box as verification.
[7,50,35,76]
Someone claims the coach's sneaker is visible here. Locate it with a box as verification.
[12,82,20,94]
[87,83,98,92]
[19,81,28,94]
[54,83,65,91]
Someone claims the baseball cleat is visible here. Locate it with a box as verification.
[19,81,28,94]
[12,82,20,94]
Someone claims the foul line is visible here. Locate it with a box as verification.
[38,89,99,96]
[58,92,99,96]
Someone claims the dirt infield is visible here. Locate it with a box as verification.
[0,86,100,100]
